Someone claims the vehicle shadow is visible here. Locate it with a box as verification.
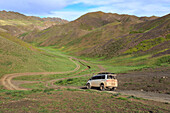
[80,87,110,91]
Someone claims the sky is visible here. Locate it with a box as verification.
[0,0,170,21]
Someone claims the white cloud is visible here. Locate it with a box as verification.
[86,0,170,17]
[0,0,74,14]
[0,0,169,20]
[44,11,88,20]
[73,0,124,5]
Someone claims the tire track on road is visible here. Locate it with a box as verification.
[0,57,81,90]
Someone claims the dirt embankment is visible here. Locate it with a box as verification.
[118,67,170,94]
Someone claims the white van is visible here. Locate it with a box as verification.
[86,72,118,91]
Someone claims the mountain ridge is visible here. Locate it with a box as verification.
[1,11,169,59]
[20,11,170,58]
[21,11,160,48]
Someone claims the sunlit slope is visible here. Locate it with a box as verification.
[0,32,76,77]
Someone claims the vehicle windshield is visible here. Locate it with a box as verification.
[107,75,116,79]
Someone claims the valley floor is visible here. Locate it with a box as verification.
[0,47,170,112]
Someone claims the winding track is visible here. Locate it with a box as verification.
[0,57,81,90]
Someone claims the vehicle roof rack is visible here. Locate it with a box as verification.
[97,72,115,74]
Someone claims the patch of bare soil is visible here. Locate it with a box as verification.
[116,90,170,103]
[118,67,170,94]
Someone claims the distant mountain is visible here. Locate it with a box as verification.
[74,11,157,30]
[20,11,169,58]
[22,11,157,45]
[0,10,68,24]
[0,10,68,36]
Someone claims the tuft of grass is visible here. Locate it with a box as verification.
[128,95,142,100]
[43,88,55,93]
[156,56,170,65]
[129,30,143,34]
[116,97,128,100]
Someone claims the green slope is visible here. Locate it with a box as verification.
[0,32,76,78]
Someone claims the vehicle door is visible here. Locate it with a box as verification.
[91,76,100,87]
[95,75,105,87]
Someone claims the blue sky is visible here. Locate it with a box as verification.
[0,0,169,20]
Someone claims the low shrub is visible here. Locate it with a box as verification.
[156,56,170,65]
[116,97,128,100]
[128,95,142,100]
[43,88,54,93]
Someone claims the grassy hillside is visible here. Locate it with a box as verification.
[0,32,77,78]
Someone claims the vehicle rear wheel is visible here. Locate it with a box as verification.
[87,83,91,89]
[110,87,116,91]
[100,84,105,91]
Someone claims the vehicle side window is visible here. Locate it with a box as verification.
[101,75,105,79]
[91,76,95,80]
[97,76,101,79]
[92,76,97,80]
[107,75,115,79]
[92,76,101,80]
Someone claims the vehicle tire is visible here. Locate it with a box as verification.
[110,87,116,91]
[100,84,105,91]
[87,83,91,89]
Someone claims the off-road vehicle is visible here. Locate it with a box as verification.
[86,72,118,91]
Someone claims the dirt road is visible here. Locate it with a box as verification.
[116,90,170,103]
[0,57,81,90]
[1,56,170,103]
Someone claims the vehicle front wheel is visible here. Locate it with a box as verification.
[100,84,105,91]
[87,83,91,89]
